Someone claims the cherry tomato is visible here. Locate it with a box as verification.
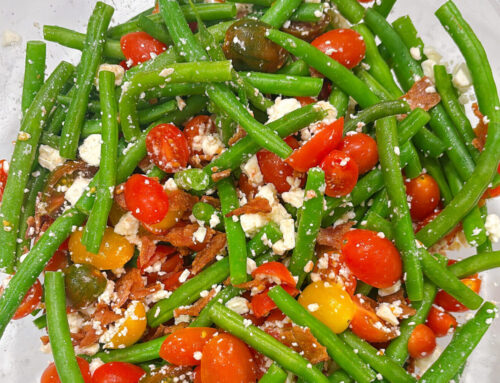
[146,123,189,173]
[44,249,69,272]
[120,32,167,67]
[183,115,216,153]
[193,366,202,383]
[0,159,8,202]
[201,333,257,383]
[160,327,217,366]
[124,174,169,224]
[320,150,359,197]
[91,362,145,383]
[425,306,457,337]
[257,136,304,193]
[311,29,366,69]
[408,324,437,359]
[434,276,481,312]
[341,229,402,288]
[251,284,299,318]
[251,262,296,287]
[298,281,355,333]
[287,118,344,172]
[295,97,316,106]
[102,301,147,349]
[349,294,398,343]
[313,250,357,295]
[11,278,42,320]
[338,133,378,174]
[405,174,441,221]
[40,357,91,383]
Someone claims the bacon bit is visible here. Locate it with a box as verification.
[168,189,199,220]
[94,303,122,326]
[137,156,154,173]
[201,195,221,209]
[192,233,227,274]
[211,169,232,182]
[130,282,162,301]
[77,324,101,348]
[238,173,258,200]
[225,197,272,217]
[234,279,267,294]
[114,184,127,211]
[142,323,188,342]
[138,236,157,272]
[316,222,354,249]
[228,127,247,146]
[401,76,441,111]
[174,289,217,318]
[160,224,215,251]
[40,335,49,345]
[377,290,417,318]
[34,218,55,245]
[114,268,144,308]
[472,102,488,151]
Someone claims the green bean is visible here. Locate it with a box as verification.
[21,41,46,115]
[81,71,119,253]
[289,168,325,286]
[247,222,283,258]
[137,14,171,44]
[373,0,396,18]
[365,189,390,218]
[328,370,352,383]
[59,2,113,159]
[163,94,208,125]
[146,167,166,180]
[55,95,100,114]
[277,59,309,77]
[419,155,453,205]
[398,108,431,144]
[217,178,248,285]
[227,0,273,5]
[33,314,47,330]
[375,117,423,301]
[43,25,124,60]
[359,211,394,240]
[329,87,349,118]
[402,142,422,179]
[354,280,373,297]
[290,3,324,22]
[137,99,177,125]
[239,72,323,97]
[192,202,223,228]
[190,285,242,328]
[420,301,497,383]
[355,68,394,102]
[174,168,212,192]
[147,257,230,327]
[339,331,416,383]
[0,61,74,273]
[350,169,385,206]
[448,251,500,279]
[268,286,376,383]
[391,16,425,63]
[260,0,302,28]
[476,205,492,253]
[344,100,410,134]
[258,363,287,383]
[330,0,364,24]
[95,337,167,364]
[45,272,86,383]
[208,302,331,383]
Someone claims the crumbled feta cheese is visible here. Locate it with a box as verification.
[226,297,250,315]
[97,64,125,86]
[313,101,338,126]
[164,178,178,191]
[209,212,220,228]
[98,280,116,305]
[246,258,257,274]
[410,46,422,61]
[64,177,91,206]
[38,144,65,171]
[159,68,175,77]
[452,63,472,92]
[79,134,102,167]
[179,269,191,283]
[192,133,224,157]
[272,218,295,255]
[282,189,305,209]
[376,303,399,326]
[145,288,172,305]
[89,358,105,374]
[307,303,319,312]
[193,225,207,243]
[423,46,442,63]
[414,346,442,374]
[1,30,21,46]
[421,59,437,82]
[67,312,85,333]
[242,155,264,186]
[193,351,203,361]
[114,212,140,237]
[378,280,401,297]
[100,301,142,347]
[175,314,191,325]
[485,214,500,242]
[266,97,301,123]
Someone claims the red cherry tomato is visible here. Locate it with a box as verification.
[434,277,481,312]
[408,324,437,359]
[124,174,169,224]
[44,249,69,272]
[201,333,257,383]
[311,29,366,69]
[405,174,441,221]
[41,357,91,383]
[91,362,145,383]
[313,250,357,296]
[257,136,304,193]
[183,115,216,155]
[251,262,296,287]
[12,278,43,320]
[159,327,217,366]
[295,97,316,106]
[146,123,189,173]
[193,366,202,383]
[0,159,8,202]
[287,118,344,172]
[120,32,167,67]
[251,284,299,318]
[341,229,402,288]
[338,133,378,174]
[320,150,359,197]
[425,306,457,337]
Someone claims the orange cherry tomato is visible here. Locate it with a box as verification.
[124,174,169,224]
[338,133,378,174]
[341,229,402,288]
[257,136,304,193]
[434,277,482,312]
[350,294,399,343]
[311,29,366,69]
[286,118,344,172]
[425,306,457,337]
[405,174,441,221]
[251,284,299,318]
[120,31,167,67]
[183,115,216,155]
[91,362,145,383]
[193,366,202,383]
[251,262,296,287]
[0,159,8,202]
[160,327,217,366]
[146,123,190,173]
[408,324,437,359]
[41,357,91,383]
[320,149,359,197]
[12,278,42,320]
[201,333,257,383]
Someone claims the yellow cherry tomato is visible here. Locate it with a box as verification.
[69,227,135,270]
[141,204,183,235]
[298,281,355,333]
[102,300,147,349]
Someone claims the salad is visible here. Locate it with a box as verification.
[0,0,499,381]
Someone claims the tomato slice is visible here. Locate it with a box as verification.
[146,123,190,173]
[160,327,217,366]
[251,284,299,318]
[0,159,8,202]
[425,306,457,337]
[311,29,366,69]
[124,174,169,225]
[12,278,43,320]
[251,262,296,287]
[408,324,437,359]
[320,149,359,197]
[91,362,145,383]
[120,31,167,67]
[286,118,344,172]
[41,357,91,383]
[338,133,378,174]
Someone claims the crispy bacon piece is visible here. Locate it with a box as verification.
[168,189,199,220]
[211,169,232,182]
[234,279,267,294]
[238,173,258,200]
[142,323,189,342]
[201,195,221,209]
[114,183,127,210]
[161,224,216,251]
[225,197,272,217]
[114,268,161,308]
[173,289,217,318]
[401,76,441,111]
[377,290,417,319]
[138,236,157,272]
[228,127,247,146]
[191,233,227,274]
[472,102,488,151]
[316,222,354,249]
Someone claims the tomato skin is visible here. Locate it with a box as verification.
[408,324,437,359]
[0,159,8,202]
[313,250,357,295]
[193,366,202,383]
[425,306,457,337]
[44,249,69,272]
[341,229,402,288]
[120,32,167,66]
[405,174,441,221]
[183,115,215,153]
[12,278,42,320]
[40,357,91,383]
[434,277,481,312]
[320,150,359,197]
[286,118,344,172]
[251,284,299,318]
[91,362,145,383]
[311,29,366,69]
[257,136,304,193]
[251,262,296,287]
[338,133,378,174]
[201,333,257,383]
[146,123,190,173]
[160,327,217,366]
[295,97,316,106]
[124,174,169,224]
